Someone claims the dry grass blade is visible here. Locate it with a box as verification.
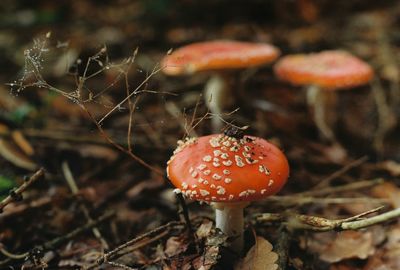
[0,138,37,171]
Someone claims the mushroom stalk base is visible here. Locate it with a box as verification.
[306,85,337,142]
[213,202,249,255]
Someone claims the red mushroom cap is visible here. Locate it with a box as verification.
[162,40,280,76]
[274,50,374,90]
[167,134,289,202]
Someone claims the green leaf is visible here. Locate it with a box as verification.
[0,175,15,197]
[9,104,35,124]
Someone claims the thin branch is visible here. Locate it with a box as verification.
[0,211,114,266]
[126,88,140,153]
[17,128,150,147]
[79,103,163,175]
[124,48,139,152]
[0,245,27,260]
[0,168,45,212]
[290,178,384,198]
[87,221,184,269]
[43,211,114,250]
[264,178,385,207]
[312,155,369,189]
[98,65,162,124]
[165,101,198,137]
[264,196,388,207]
[341,207,400,230]
[188,94,202,136]
[106,261,138,270]
[62,161,109,250]
[254,206,399,232]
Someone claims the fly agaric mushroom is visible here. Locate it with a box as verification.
[162,40,280,132]
[166,130,289,253]
[274,50,374,141]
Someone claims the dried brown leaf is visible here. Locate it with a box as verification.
[126,176,164,198]
[371,182,400,208]
[320,231,375,263]
[378,160,400,177]
[77,144,118,161]
[0,123,9,135]
[11,130,34,156]
[364,224,400,270]
[164,236,188,257]
[192,246,220,270]
[196,220,213,239]
[330,264,360,270]
[234,236,278,270]
[0,138,37,170]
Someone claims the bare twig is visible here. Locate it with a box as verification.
[290,178,383,198]
[165,101,198,137]
[264,178,385,206]
[79,103,163,175]
[0,211,114,266]
[17,128,149,147]
[0,245,27,260]
[264,196,387,207]
[312,155,369,189]
[134,114,165,148]
[127,96,141,152]
[10,37,164,175]
[87,221,184,269]
[188,94,202,134]
[254,206,399,232]
[124,48,139,152]
[104,229,170,263]
[98,64,163,124]
[62,161,109,250]
[106,261,138,270]
[0,168,45,212]
[44,211,114,249]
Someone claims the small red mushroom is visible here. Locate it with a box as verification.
[274,50,374,141]
[162,40,280,132]
[167,130,289,253]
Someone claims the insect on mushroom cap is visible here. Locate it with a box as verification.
[162,40,280,76]
[167,134,289,203]
[274,50,374,90]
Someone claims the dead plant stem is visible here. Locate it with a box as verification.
[89,221,184,269]
[0,211,114,266]
[255,206,400,231]
[80,103,163,175]
[62,161,109,250]
[312,155,369,189]
[292,178,383,197]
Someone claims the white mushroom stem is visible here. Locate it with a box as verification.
[213,202,249,254]
[306,85,337,142]
[204,73,233,133]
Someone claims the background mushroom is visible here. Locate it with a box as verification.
[162,40,280,132]
[274,50,374,142]
[166,131,289,254]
